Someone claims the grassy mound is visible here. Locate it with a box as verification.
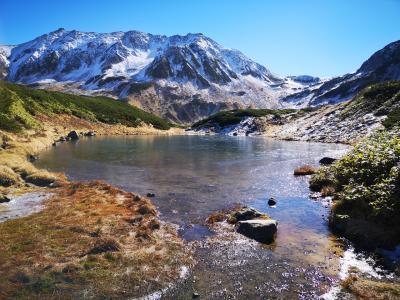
[192,108,297,128]
[310,129,400,248]
[0,80,171,132]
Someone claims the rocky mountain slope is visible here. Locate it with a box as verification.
[283,40,400,107]
[0,46,13,79]
[0,28,313,123]
[193,81,400,144]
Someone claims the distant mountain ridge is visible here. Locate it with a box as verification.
[0,29,399,123]
[282,40,400,107]
[0,28,312,123]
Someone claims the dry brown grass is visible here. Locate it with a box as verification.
[0,181,192,299]
[342,274,400,300]
[0,112,191,299]
[294,165,317,176]
[0,165,20,187]
[206,211,226,224]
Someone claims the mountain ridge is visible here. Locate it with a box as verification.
[0,28,313,123]
[1,29,400,123]
[282,40,400,107]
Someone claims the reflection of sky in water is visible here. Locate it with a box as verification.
[35,135,348,227]
[0,192,50,222]
[36,135,356,298]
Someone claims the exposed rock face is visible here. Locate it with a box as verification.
[236,219,278,244]
[282,40,400,107]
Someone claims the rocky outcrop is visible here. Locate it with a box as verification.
[232,207,263,221]
[231,207,278,244]
[236,219,278,244]
[206,206,278,244]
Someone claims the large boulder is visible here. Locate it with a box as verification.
[67,131,79,140]
[236,219,278,244]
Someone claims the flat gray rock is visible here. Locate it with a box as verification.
[236,219,278,244]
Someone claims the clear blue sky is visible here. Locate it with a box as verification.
[1,0,399,77]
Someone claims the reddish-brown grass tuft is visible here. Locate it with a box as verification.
[294,165,317,176]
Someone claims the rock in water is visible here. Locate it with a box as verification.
[268,197,276,206]
[233,207,263,221]
[146,192,155,197]
[67,131,79,140]
[319,157,337,165]
[236,219,278,243]
[85,131,96,137]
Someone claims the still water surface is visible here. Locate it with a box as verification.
[35,135,358,299]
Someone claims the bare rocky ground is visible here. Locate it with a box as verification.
[260,104,384,144]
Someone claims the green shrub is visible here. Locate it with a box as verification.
[311,130,400,226]
[192,108,297,128]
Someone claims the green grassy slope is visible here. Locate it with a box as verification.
[0,81,171,131]
[340,80,400,129]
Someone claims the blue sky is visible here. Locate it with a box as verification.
[0,0,399,77]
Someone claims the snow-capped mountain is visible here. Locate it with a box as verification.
[282,40,400,107]
[1,28,307,123]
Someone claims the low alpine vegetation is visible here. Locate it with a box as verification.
[0,80,171,132]
[192,108,297,128]
[310,129,400,248]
